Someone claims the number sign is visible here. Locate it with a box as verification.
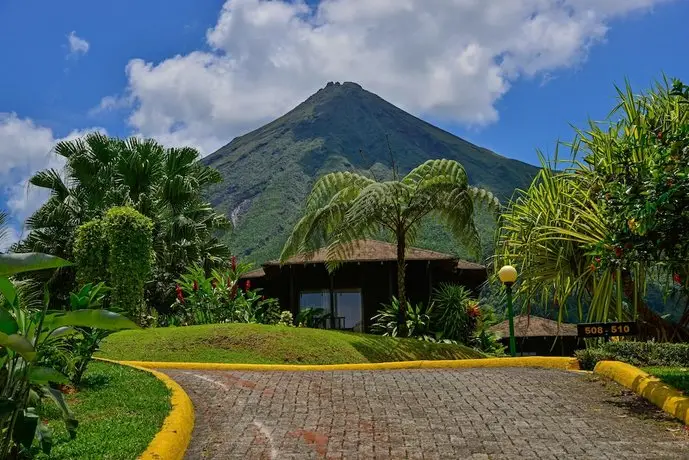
[577,322,638,338]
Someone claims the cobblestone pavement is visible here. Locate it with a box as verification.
[162,368,689,459]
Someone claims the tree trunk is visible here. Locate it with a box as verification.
[622,271,689,342]
[396,231,407,335]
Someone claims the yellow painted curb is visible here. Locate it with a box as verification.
[97,358,194,460]
[114,356,579,372]
[594,360,689,425]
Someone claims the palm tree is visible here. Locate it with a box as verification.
[17,133,231,308]
[281,159,499,324]
[496,154,689,341]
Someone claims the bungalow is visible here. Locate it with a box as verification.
[241,239,486,332]
[488,315,582,356]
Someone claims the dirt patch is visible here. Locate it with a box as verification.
[584,374,689,434]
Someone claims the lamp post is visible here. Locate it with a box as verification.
[498,265,518,357]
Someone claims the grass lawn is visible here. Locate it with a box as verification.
[644,366,689,395]
[98,323,484,364]
[34,361,170,460]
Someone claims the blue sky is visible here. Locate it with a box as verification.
[1,0,687,242]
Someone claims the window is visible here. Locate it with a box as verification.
[299,290,331,312]
[335,290,363,331]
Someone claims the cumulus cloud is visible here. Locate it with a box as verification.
[0,114,105,235]
[111,0,673,155]
[67,31,90,58]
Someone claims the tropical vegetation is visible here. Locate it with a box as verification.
[281,159,499,329]
[0,232,138,457]
[496,77,689,342]
[163,260,280,326]
[370,284,504,354]
[15,134,231,311]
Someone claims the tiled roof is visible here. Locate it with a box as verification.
[264,239,483,269]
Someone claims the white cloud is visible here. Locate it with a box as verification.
[0,114,105,234]
[112,0,673,155]
[88,94,132,116]
[67,31,90,58]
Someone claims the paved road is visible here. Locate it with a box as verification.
[163,368,689,459]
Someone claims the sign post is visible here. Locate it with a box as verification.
[577,322,638,340]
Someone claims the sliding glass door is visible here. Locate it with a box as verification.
[335,290,363,331]
[298,289,362,331]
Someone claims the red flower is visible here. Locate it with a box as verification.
[245,280,251,292]
[176,284,185,304]
[595,257,601,264]
[614,246,623,258]
[193,280,199,292]
[231,256,237,272]
[467,303,480,318]
[674,273,682,285]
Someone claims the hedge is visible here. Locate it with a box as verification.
[103,207,153,322]
[576,341,689,370]
[73,219,108,286]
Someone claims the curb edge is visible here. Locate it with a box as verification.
[594,360,689,425]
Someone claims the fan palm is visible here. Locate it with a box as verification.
[17,133,231,307]
[281,159,499,325]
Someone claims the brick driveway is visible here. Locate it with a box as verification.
[163,368,689,459]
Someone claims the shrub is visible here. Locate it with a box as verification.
[278,311,294,327]
[370,298,435,340]
[103,207,153,323]
[432,283,479,344]
[575,341,689,370]
[169,262,281,326]
[296,307,332,328]
[73,220,108,286]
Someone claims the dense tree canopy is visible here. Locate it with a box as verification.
[17,133,231,309]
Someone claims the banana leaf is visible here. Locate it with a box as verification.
[0,253,72,277]
[0,332,36,361]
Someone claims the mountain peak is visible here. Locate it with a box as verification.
[203,82,540,261]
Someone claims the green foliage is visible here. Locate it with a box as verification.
[73,220,107,286]
[576,341,689,370]
[43,282,138,386]
[495,80,689,341]
[19,133,230,311]
[103,207,153,322]
[432,283,479,344]
[33,361,170,459]
[0,249,135,457]
[370,298,436,341]
[278,311,294,327]
[98,322,485,364]
[164,262,281,326]
[583,80,689,279]
[295,308,332,328]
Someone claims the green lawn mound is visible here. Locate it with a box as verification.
[98,323,484,364]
